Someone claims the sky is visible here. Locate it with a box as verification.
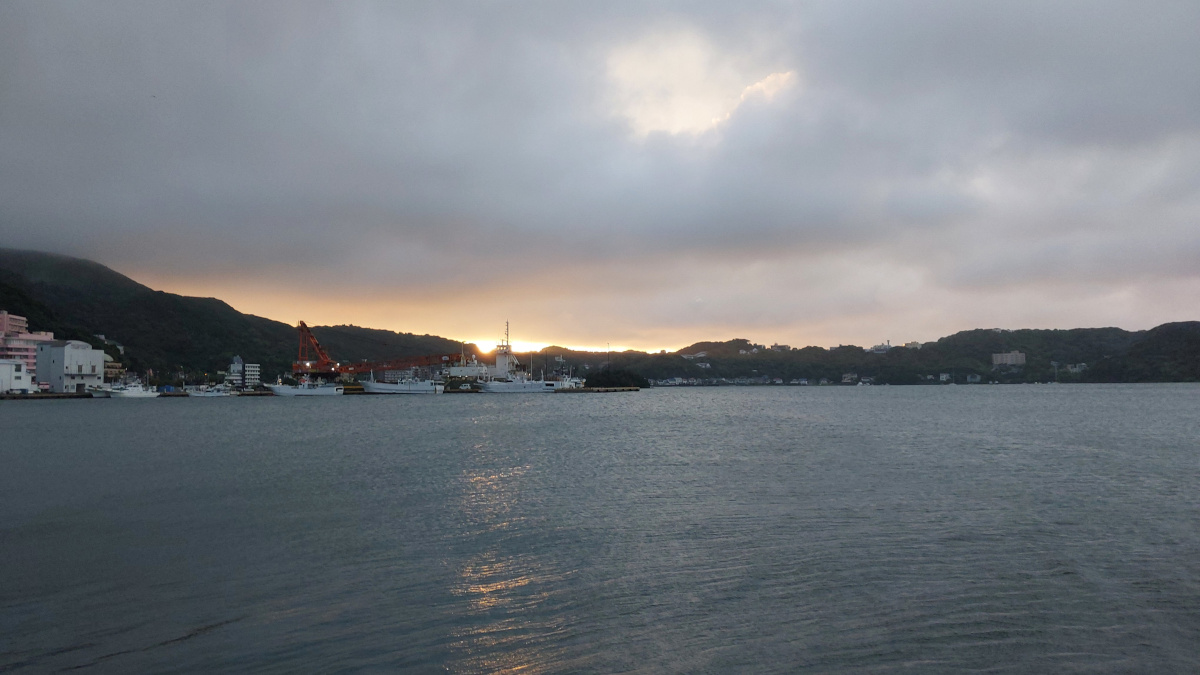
[2,1,1198,352]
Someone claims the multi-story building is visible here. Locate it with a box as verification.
[35,340,105,393]
[991,351,1027,367]
[0,358,36,393]
[224,356,262,389]
[0,310,55,379]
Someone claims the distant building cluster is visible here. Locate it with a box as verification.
[1,309,263,395]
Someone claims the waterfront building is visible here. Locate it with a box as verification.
[991,351,1027,367]
[35,340,104,393]
[0,310,55,379]
[0,358,36,393]
[224,356,262,390]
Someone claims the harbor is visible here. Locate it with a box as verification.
[1,310,638,400]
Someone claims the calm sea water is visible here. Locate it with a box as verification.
[2,385,1199,673]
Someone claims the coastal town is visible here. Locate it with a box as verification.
[5,305,1106,397]
[0,309,265,397]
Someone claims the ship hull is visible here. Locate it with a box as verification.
[478,379,582,393]
[268,383,344,396]
[362,380,443,395]
[109,387,159,398]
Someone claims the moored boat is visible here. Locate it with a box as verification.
[109,384,159,398]
[187,385,233,397]
[478,377,583,393]
[476,322,584,393]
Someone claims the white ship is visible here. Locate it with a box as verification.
[477,323,583,393]
[362,379,444,395]
[268,379,344,396]
[478,377,582,393]
[109,384,160,398]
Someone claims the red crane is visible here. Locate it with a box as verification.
[291,321,461,377]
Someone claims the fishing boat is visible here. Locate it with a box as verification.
[109,383,159,398]
[187,385,233,397]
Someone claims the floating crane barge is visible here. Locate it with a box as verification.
[291,321,461,378]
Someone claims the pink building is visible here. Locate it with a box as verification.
[0,310,55,379]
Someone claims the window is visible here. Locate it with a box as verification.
[14,364,20,372]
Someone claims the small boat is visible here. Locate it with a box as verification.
[187,385,233,397]
[109,384,160,398]
[362,379,444,395]
[267,379,344,396]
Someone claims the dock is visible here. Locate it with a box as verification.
[556,387,640,393]
[0,392,94,400]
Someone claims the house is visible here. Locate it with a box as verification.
[841,373,858,384]
[35,340,104,393]
[696,362,711,369]
[966,374,982,383]
[903,341,922,350]
[939,373,952,382]
[0,358,36,393]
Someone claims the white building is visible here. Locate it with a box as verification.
[0,358,36,393]
[991,351,1027,366]
[35,340,105,393]
[225,356,262,389]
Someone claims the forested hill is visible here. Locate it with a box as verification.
[543,325,1200,384]
[0,249,470,378]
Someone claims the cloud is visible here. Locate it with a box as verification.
[606,29,796,136]
[1,1,1199,349]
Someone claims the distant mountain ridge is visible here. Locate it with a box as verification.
[2,248,1197,383]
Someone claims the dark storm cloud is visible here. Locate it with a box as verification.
[2,1,1198,343]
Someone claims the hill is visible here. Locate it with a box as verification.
[0,249,473,379]
[309,324,479,363]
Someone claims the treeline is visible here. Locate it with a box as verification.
[542,324,1200,385]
